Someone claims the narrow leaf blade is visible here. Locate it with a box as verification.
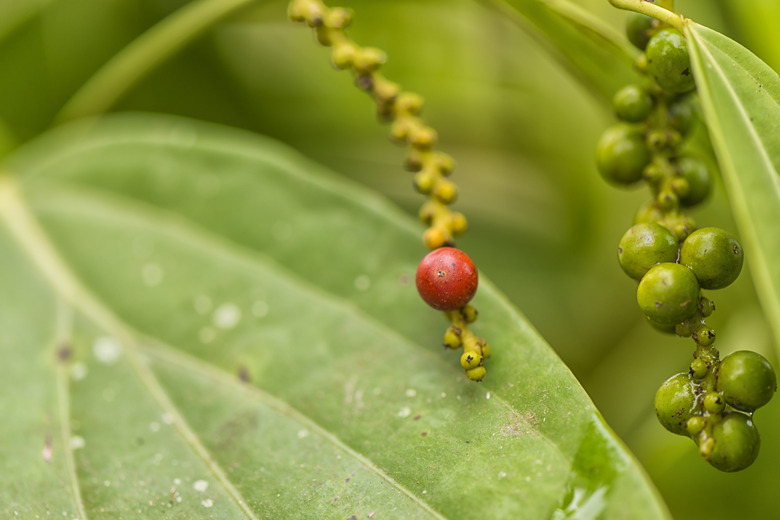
[685,22,780,351]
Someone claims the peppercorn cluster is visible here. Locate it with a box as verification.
[289,0,490,381]
[597,12,777,471]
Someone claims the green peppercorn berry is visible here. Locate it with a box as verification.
[461,304,479,323]
[352,47,386,74]
[410,126,437,150]
[443,326,462,349]
[461,351,482,370]
[466,366,486,381]
[595,124,650,186]
[686,415,706,437]
[450,212,468,236]
[433,179,458,204]
[655,373,696,436]
[693,326,716,347]
[675,321,694,337]
[647,316,677,334]
[690,358,709,379]
[331,42,357,69]
[637,263,700,326]
[626,13,657,50]
[680,228,744,289]
[395,92,424,115]
[481,343,491,359]
[699,296,715,317]
[704,392,726,414]
[645,28,696,94]
[674,157,711,207]
[661,213,696,242]
[668,94,698,136]
[613,85,654,123]
[717,350,777,412]
[618,223,679,280]
[703,412,760,472]
[634,200,664,225]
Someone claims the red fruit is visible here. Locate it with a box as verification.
[416,247,478,311]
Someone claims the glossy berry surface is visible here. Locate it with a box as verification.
[645,28,695,93]
[717,350,777,412]
[655,372,696,436]
[618,222,679,280]
[680,227,743,289]
[704,412,760,472]
[613,84,654,123]
[637,262,700,325]
[595,124,650,186]
[625,13,657,50]
[416,247,478,311]
[674,156,711,207]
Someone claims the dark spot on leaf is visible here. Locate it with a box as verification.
[237,366,250,383]
[655,301,663,309]
[682,68,690,76]
[421,431,428,437]
[413,414,421,420]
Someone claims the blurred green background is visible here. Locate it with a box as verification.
[2,0,779,517]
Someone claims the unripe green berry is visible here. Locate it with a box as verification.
[423,227,448,250]
[693,326,716,347]
[395,92,423,115]
[410,126,437,150]
[613,85,654,123]
[703,412,760,472]
[680,228,744,289]
[656,189,678,211]
[690,358,709,379]
[432,152,455,175]
[686,416,706,436]
[443,326,462,349]
[634,200,664,225]
[433,179,458,204]
[450,212,468,236]
[668,94,698,135]
[661,214,696,241]
[645,28,696,94]
[413,171,435,194]
[461,304,479,323]
[647,316,677,334]
[646,129,681,153]
[699,297,715,317]
[595,124,650,186]
[637,263,700,326]
[617,223,679,280]
[717,350,777,412]
[480,343,491,359]
[703,392,726,414]
[625,13,657,50]
[353,47,385,74]
[461,351,482,370]
[466,366,486,381]
[675,321,694,337]
[324,7,352,29]
[655,373,696,436]
[331,43,357,69]
[674,157,711,207]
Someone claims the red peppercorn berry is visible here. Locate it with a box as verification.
[416,247,478,311]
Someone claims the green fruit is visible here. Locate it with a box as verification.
[646,316,677,334]
[655,373,696,436]
[674,157,711,207]
[595,124,650,186]
[717,350,777,412]
[645,28,696,93]
[703,412,760,472]
[637,263,700,325]
[618,223,679,280]
[634,199,664,225]
[680,227,744,289]
[613,85,654,123]
[626,13,657,50]
[668,94,698,135]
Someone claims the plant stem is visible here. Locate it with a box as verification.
[608,0,685,32]
[55,0,261,124]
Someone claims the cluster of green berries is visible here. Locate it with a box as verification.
[289,0,489,381]
[598,12,777,471]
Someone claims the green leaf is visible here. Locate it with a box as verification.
[0,114,669,519]
[482,0,638,102]
[685,23,780,353]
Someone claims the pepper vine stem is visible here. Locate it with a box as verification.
[608,0,685,32]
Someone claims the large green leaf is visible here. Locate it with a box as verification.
[685,23,780,352]
[0,114,668,519]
